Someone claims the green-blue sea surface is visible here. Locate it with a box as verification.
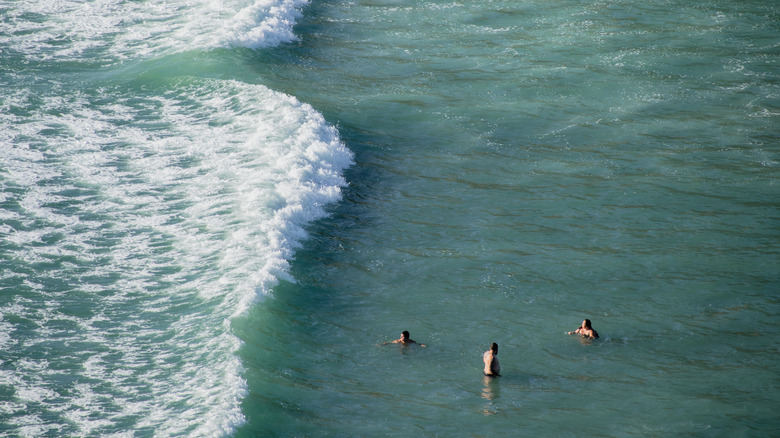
[236,0,779,436]
[1,0,777,436]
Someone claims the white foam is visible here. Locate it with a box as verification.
[1,0,310,63]
[2,2,347,434]
[225,0,309,49]
[0,79,352,435]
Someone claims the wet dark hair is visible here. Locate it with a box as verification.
[583,319,592,329]
[402,331,410,338]
[491,342,498,353]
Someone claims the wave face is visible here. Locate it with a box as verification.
[0,0,352,436]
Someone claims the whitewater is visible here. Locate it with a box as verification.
[1,0,352,436]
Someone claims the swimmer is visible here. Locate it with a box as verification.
[483,342,501,377]
[568,319,599,339]
[383,331,426,347]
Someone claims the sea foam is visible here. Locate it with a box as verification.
[1,0,352,431]
[1,77,352,436]
[0,0,309,63]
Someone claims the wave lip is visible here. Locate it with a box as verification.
[225,0,310,49]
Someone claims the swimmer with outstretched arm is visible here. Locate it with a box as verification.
[382,330,426,347]
[568,319,599,339]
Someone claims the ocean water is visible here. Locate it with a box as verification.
[1,0,778,436]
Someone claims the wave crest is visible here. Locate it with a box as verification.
[0,0,310,63]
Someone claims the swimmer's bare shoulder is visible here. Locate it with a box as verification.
[381,331,426,346]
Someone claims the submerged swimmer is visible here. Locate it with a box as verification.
[568,319,599,339]
[383,331,426,347]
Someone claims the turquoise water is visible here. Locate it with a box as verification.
[2,0,779,436]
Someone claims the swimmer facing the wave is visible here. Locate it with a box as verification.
[568,319,599,339]
[383,331,426,347]
[483,342,501,377]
